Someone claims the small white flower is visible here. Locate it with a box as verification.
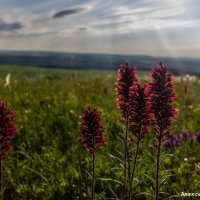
[4,73,11,87]
[186,74,190,79]
[184,158,188,162]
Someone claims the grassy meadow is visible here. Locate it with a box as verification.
[0,64,200,199]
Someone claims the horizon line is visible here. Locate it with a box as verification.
[0,49,199,60]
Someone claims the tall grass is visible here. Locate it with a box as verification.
[0,65,199,199]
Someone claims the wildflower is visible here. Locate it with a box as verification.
[194,132,200,142]
[164,134,180,149]
[149,62,177,200]
[185,74,190,81]
[0,101,17,160]
[116,62,138,122]
[149,61,177,138]
[79,107,107,154]
[115,62,138,198]
[128,82,151,199]
[179,131,193,141]
[79,107,107,200]
[129,83,150,139]
[4,73,11,88]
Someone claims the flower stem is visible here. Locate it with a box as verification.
[129,136,140,200]
[77,148,84,199]
[122,118,129,198]
[92,153,95,200]
[155,134,162,200]
[0,160,3,200]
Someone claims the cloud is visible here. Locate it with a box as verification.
[21,31,58,38]
[77,27,88,32]
[0,0,199,57]
[149,7,186,18]
[53,7,86,18]
[114,7,153,16]
[0,31,58,40]
[0,21,23,31]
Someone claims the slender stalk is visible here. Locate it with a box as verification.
[77,148,83,199]
[122,118,129,199]
[0,160,3,200]
[170,147,174,170]
[127,121,131,187]
[92,152,95,200]
[129,136,140,200]
[155,134,162,200]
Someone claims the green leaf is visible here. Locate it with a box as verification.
[23,165,48,182]
[108,186,120,200]
[98,178,123,186]
[108,153,123,164]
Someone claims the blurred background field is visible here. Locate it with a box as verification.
[0,65,200,199]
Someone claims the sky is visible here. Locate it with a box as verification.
[0,0,200,57]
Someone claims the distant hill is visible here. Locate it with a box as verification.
[0,50,200,75]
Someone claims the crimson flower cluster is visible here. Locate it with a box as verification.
[0,101,17,160]
[129,83,150,139]
[116,62,138,122]
[149,62,177,137]
[79,107,107,154]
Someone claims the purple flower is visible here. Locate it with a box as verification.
[179,131,193,141]
[79,107,107,154]
[194,132,200,143]
[164,135,180,149]
[0,101,17,160]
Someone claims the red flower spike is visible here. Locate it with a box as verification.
[129,83,151,139]
[79,107,107,154]
[0,101,17,160]
[149,62,177,137]
[116,62,138,121]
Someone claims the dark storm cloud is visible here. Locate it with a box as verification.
[0,21,23,31]
[53,7,86,18]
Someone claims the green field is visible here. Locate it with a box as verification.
[0,65,200,199]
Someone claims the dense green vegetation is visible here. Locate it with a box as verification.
[0,65,200,199]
